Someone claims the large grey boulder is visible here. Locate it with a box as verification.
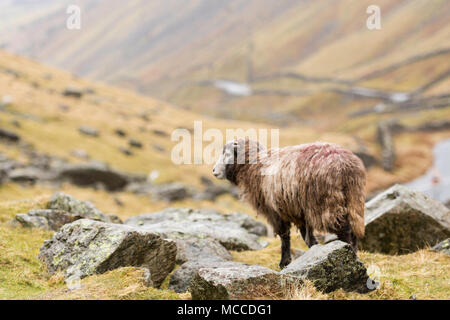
[189,262,285,300]
[38,219,176,287]
[7,167,54,183]
[171,234,232,264]
[151,183,189,202]
[361,185,450,254]
[55,162,129,191]
[281,241,369,293]
[125,208,266,251]
[10,209,81,231]
[47,192,109,222]
[169,259,235,293]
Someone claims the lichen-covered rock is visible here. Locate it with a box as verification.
[432,238,450,255]
[47,192,108,222]
[10,209,80,231]
[281,241,369,293]
[225,212,268,237]
[171,234,232,264]
[125,208,266,251]
[38,219,176,287]
[189,262,285,300]
[361,185,450,254]
[169,259,234,293]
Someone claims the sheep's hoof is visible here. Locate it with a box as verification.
[279,258,291,269]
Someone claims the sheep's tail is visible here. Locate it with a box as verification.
[345,168,366,239]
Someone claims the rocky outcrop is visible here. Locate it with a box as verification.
[189,262,285,300]
[169,259,235,293]
[56,162,129,191]
[47,192,109,222]
[0,128,20,142]
[361,185,450,254]
[10,209,81,231]
[281,241,369,293]
[150,183,189,202]
[171,235,232,264]
[38,219,177,287]
[10,193,121,230]
[432,238,450,255]
[125,208,267,251]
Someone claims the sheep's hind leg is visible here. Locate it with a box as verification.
[274,219,292,269]
[300,224,318,248]
[336,220,358,252]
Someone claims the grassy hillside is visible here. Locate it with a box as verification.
[2,0,449,125]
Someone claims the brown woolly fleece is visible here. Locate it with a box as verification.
[225,139,366,240]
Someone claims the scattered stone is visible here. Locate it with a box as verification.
[0,128,20,142]
[129,139,143,149]
[0,95,13,108]
[431,238,450,255]
[139,111,150,122]
[151,183,189,202]
[113,197,124,207]
[281,241,369,293]
[38,219,177,287]
[59,105,70,112]
[200,176,214,186]
[354,151,378,169]
[190,262,285,300]
[78,126,99,137]
[125,181,154,194]
[10,209,81,231]
[115,129,127,137]
[152,129,168,137]
[119,147,134,156]
[63,86,84,98]
[56,162,129,191]
[152,144,165,152]
[71,149,90,160]
[361,185,450,254]
[11,119,21,128]
[194,185,230,201]
[125,208,266,251]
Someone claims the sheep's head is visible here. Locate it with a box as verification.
[213,139,265,181]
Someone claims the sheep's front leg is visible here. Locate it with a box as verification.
[275,220,292,269]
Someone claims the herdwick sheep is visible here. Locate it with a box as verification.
[213,139,366,268]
